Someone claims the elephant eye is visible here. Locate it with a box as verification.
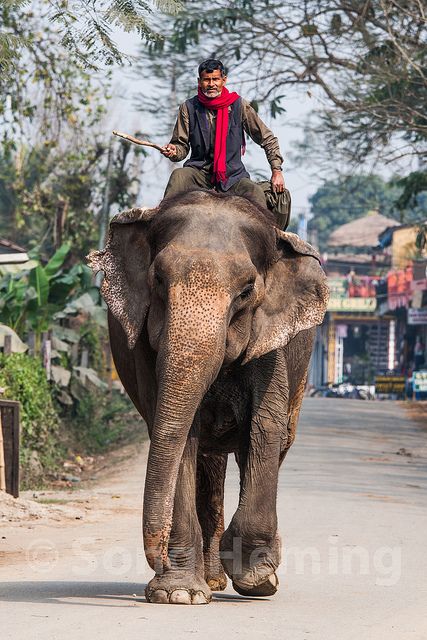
[239,282,254,300]
[155,272,163,286]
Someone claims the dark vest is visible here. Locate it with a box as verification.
[184,96,249,191]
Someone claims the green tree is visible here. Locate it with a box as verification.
[0,1,106,254]
[0,1,144,258]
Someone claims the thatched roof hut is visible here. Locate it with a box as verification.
[327,211,397,249]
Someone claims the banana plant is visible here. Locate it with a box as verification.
[0,242,90,336]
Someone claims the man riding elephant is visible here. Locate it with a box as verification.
[161,59,285,208]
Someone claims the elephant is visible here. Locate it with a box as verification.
[87,190,328,605]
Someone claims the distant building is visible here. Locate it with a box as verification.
[310,211,398,387]
[377,221,427,377]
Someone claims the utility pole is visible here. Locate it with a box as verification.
[297,209,309,241]
[96,142,113,287]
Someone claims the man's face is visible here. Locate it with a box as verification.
[198,69,227,98]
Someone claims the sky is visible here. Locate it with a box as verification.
[109,29,322,215]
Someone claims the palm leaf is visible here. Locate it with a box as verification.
[44,243,71,280]
[28,265,49,308]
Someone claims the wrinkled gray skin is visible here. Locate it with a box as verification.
[88,191,328,605]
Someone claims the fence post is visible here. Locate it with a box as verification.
[105,342,112,393]
[80,349,89,368]
[41,331,52,381]
[0,401,20,497]
[0,412,5,492]
[71,342,79,365]
[27,331,35,356]
[3,335,12,355]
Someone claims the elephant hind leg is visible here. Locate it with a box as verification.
[196,452,228,591]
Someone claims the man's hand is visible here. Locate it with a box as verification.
[161,143,177,159]
[271,169,285,193]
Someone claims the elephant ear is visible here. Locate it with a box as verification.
[87,207,156,350]
[244,230,329,363]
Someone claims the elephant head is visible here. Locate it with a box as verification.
[87,191,328,571]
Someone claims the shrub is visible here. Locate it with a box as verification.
[69,386,142,453]
[0,353,62,485]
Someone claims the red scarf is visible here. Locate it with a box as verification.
[197,86,240,185]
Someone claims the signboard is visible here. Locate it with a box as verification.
[328,297,377,312]
[413,370,427,393]
[328,278,347,297]
[408,308,427,325]
[375,374,406,395]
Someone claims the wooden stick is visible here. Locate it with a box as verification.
[0,411,6,492]
[112,130,164,152]
[4,335,12,355]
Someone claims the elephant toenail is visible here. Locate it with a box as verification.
[268,573,279,588]
[192,591,209,604]
[148,589,169,604]
[169,589,192,604]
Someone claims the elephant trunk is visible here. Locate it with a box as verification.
[143,283,229,573]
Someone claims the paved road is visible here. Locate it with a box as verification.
[1,398,426,639]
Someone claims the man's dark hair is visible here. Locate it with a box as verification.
[198,59,226,77]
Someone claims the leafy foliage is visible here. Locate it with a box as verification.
[70,387,141,453]
[0,353,141,487]
[395,171,427,210]
[0,0,181,74]
[0,2,108,255]
[0,244,95,336]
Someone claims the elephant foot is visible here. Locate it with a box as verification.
[220,527,281,598]
[145,571,212,605]
[204,554,228,591]
[232,572,279,597]
[206,572,227,591]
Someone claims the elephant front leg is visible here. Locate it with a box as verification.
[196,452,228,591]
[145,425,212,605]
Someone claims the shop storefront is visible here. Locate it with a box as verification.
[322,276,397,385]
[380,263,427,375]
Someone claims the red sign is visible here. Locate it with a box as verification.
[387,266,413,310]
[348,275,380,298]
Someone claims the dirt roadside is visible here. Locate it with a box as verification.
[0,440,148,570]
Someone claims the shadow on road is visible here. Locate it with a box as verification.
[0,581,264,606]
[0,582,147,607]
